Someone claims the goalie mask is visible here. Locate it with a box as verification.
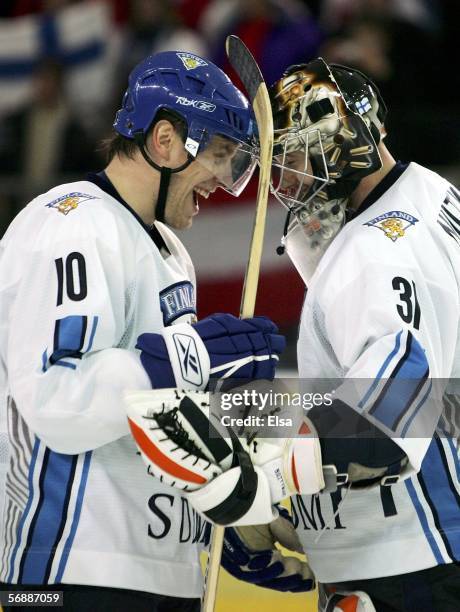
[269,58,387,283]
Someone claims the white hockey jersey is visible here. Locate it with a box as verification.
[0,174,209,597]
[294,162,460,582]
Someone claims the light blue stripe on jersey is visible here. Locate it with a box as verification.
[446,437,460,483]
[401,380,433,437]
[44,315,98,370]
[405,479,444,564]
[86,316,99,352]
[419,438,460,560]
[369,333,429,431]
[55,451,92,583]
[58,316,85,351]
[7,437,41,582]
[358,330,403,409]
[20,451,76,583]
[55,361,77,370]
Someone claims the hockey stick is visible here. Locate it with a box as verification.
[201,35,274,612]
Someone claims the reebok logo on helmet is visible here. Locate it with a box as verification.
[175,96,216,112]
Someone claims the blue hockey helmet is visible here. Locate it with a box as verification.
[113,51,256,179]
[115,51,254,147]
[113,51,257,222]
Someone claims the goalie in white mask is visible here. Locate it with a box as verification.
[126,58,460,611]
[267,58,460,611]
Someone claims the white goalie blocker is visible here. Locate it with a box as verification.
[125,388,326,526]
[125,388,234,491]
[125,388,277,525]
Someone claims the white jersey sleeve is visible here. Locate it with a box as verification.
[2,187,151,455]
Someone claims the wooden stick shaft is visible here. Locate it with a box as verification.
[202,86,273,612]
[201,525,225,611]
[202,35,274,611]
[240,96,273,319]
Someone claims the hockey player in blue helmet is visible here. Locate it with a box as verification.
[0,50,285,611]
[110,50,257,228]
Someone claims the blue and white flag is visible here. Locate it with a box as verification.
[0,2,114,122]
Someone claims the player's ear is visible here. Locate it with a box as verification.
[148,120,175,162]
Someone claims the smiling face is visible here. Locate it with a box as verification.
[161,133,246,230]
[164,154,221,230]
[142,120,214,230]
[144,119,255,230]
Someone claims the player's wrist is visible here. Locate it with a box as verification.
[136,326,210,390]
[137,335,176,388]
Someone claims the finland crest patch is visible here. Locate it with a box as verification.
[176,52,207,71]
[45,192,97,216]
[364,210,418,242]
[160,281,196,326]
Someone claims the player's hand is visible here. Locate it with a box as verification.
[136,313,285,390]
[222,508,315,592]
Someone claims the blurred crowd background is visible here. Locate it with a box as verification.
[0,0,459,362]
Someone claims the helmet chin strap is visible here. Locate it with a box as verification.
[134,132,193,224]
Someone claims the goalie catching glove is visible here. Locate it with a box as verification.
[136,313,285,390]
[222,507,315,592]
[125,388,325,526]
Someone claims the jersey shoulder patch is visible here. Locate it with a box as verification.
[44,192,98,216]
[363,210,419,242]
[160,281,196,326]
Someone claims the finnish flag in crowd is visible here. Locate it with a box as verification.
[0,2,114,120]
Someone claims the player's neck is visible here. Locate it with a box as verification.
[349,142,397,211]
[105,154,158,226]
